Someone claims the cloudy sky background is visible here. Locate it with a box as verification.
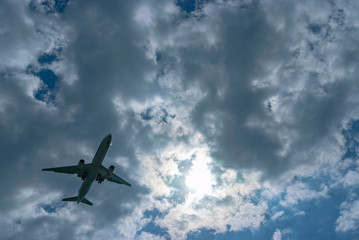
[1,0,359,239]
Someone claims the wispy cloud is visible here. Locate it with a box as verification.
[336,195,359,233]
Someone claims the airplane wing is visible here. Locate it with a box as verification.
[106,173,131,186]
[42,164,91,174]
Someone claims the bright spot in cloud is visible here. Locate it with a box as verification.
[185,156,214,198]
[135,6,153,26]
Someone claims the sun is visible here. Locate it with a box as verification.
[185,156,214,198]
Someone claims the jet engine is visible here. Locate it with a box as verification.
[107,165,115,175]
[77,159,85,168]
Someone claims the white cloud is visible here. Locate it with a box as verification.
[272,229,282,240]
[123,118,267,239]
[271,211,285,221]
[155,198,267,240]
[336,197,359,233]
[136,231,166,240]
[341,169,359,187]
[337,159,359,188]
[0,186,85,239]
[280,182,329,206]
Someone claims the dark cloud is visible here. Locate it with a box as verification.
[158,0,359,179]
[0,0,159,238]
[157,1,292,177]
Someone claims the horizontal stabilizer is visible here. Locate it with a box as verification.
[62,196,78,202]
[81,198,93,206]
[62,196,93,206]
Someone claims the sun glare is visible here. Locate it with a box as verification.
[185,157,214,198]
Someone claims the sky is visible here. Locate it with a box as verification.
[1,0,359,239]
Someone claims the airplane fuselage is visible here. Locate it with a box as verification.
[77,134,112,203]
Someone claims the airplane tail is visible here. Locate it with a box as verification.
[62,196,93,206]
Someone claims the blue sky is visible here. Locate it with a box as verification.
[1,0,359,239]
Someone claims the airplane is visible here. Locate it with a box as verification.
[42,134,131,206]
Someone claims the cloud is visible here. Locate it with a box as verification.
[133,0,359,183]
[0,186,82,239]
[280,182,329,206]
[271,211,285,221]
[341,168,359,188]
[272,229,282,240]
[0,0,153,239]
[2,0,359,239]
[136,231,166,240]
[155,198,268,239]
[336,196,359,233]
